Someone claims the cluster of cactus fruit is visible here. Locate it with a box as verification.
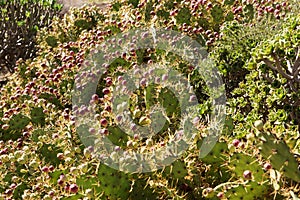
[0,0,299,199]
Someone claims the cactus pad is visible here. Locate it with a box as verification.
[259,132,300,182]
[225,181,268,200]
[199,141,228,164]
[129,179,158,200]
[97,164,131,199]
[228,153,266,182]
[38,143,63,166]
[30,107,46,126]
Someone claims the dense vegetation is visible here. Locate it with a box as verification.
[0,0,299,199]
[0,0,62,73]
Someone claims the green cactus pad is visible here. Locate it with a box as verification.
[225,181,268,200]
[9,113,30,130]
[45,35,58,47]
[223,116,234,135]
[228,153,266,182]
[211,5,224,24]
[243,4,255,22]
[97,164,131,199]
[162,160,188,181]
[76,175,100,191]
[175,7,191,25]
[158,87,180,117]
[145,83,158,110]
[61,194,84,200]
[204,165,231,186]
[107,126,128,148]
[259,132,300,182]
[74,19,94,30]
[39,93,63,109]
[30,107,45,126]
[13,182,29,199]
[1,113,30,140]
[129,179,158,200]
[223,0,234,5]
[199,142,228,164]
[38,143,62,166]
[170,160,189,180]
[225,11,234,21]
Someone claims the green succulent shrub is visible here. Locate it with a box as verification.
[0,0,299,199]
[0,0,62,73]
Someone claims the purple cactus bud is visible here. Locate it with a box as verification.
[162,74,168,81]
[70,184,78,193]
[243,170,252,179]
[143,71,149,78]
[175,130,184,140]
[89,128,96,134]
[118,76,123,82]
[57,178,64,185]
[134,134,139,140]
[106,78,113,86]
[192,116,200,125]
[100,118,108,127]
[217,192,224,199]
[60,174,66,181]
[99,128,109,135]
[263,163,272,170]
[232,139,240,147]
[140,78,147,87]
[155,77,161,84]
[10,183,17,189]
[42,166,49,173]
[131,124,137,131]
[87,146,94,153]
[115,115,123,122]
[121,80,127,85]
[103,88,110,95]
[189,95,197,102]
[49,165,54,171]
[148,68,154,75]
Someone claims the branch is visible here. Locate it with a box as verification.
[293,47,300,81]
[271,53,294,80]
[261,57,293,80]
[262,73,274,84]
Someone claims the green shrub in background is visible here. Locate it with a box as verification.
[0,0,62,73]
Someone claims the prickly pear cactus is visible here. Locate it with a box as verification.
[129,179,159,200]
[38,143,62,166]
[97,164,131,199]
[227,153,265,181]
[30,107,46,126]
[107,126,129,148]
[259,132,300,182]
[0,113,30,141]
[224,181,268,200]
[163,160,189,180]
[199,141,228,164]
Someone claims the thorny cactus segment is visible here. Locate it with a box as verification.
[259,132,300,182]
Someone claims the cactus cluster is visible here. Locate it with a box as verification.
[0,0,299,199]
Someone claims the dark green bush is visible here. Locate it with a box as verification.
[0,0,62,73]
